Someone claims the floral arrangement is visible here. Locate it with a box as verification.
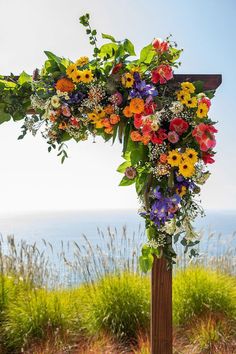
[0,14,218,271]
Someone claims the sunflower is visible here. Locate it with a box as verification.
[167,150,181,167]
[180,82,195,94]
[58,121,67,130]
[94,107,106,118]
[196,102,208,118]
[81,69,93,83]
[130,98,145,114]
[182,148,198,164]
[72,70,83,83]
[176,90,191,104]
[179,161,195,178]
[75,56,89,67]
[121,73,134,88]
[185,96,197,108]
[66,63,77,79]
[94,120,104,129]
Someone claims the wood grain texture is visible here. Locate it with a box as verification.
[151,255,172,354]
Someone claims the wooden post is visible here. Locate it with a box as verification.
[151,255,172,354]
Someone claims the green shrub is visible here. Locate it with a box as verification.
[82,273,150,341]
[173,267,236,325]
[2,287,81,352]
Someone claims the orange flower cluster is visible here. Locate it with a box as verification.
[55,78,75,93]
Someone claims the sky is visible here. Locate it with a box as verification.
[0,0,235,214]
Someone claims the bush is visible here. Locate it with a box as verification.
[82,273,150,341]
[2,287,82,352]
[173,267,236,325]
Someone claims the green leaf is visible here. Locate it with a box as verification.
[123,39,136,56]
[0,104,11,124]
[119,176,136,186]
[60,132,71,142]
[18,71,32,85]
[193,80,204,94]
[204,90,215,99]
[139,44,155,64]
[117,161,131,173]
[99,43,118,59]
[135,172,147,195]
[102,33,116,42]
[139,254,153,273]
[168,47,182,62]
[44,51,62,65]
[0,79,16,89]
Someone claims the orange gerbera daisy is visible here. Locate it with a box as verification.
[110,114,120,125]
[123,106,133,118]
[141,135,151,145]
[105,126,113,134]
[104,105,114,115]
[130,131,142,142]
[55,78,75,93]
[130,98,145,114]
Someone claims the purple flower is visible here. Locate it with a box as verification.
[130,73,158,99]
[67,91,85,105]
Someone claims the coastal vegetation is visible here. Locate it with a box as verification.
[0,229,235,353]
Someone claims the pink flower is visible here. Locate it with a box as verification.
[61,105,71,117]
[169,118,189,135]
[168,131,179,144]
[111,92,123,106]
[125,167,137,180]
[152,38,169,53]
[192,123,217,152]
[151,64,173,84]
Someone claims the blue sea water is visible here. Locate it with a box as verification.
[0,209,235,251]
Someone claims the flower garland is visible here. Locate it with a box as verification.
[0,14,218,271]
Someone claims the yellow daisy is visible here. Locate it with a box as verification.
[121,73,134,88]
[176,90,191,104]
[71,70,83,83]
[196,102,208,118]
[179,161,195,178]
[185,96,198,108]
[167,150,182,167]
[180,82,195,94]
[81,69,93,83]
[182,148,198,164]
[66,63,77,79]
[75,56,89,67]
[88,112,99,121]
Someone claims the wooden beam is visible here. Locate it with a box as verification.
[151,256,172,354]
[174,74,222,90]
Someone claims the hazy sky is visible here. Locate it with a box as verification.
[0,0,235,213]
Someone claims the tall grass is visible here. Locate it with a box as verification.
[0,227,235,352]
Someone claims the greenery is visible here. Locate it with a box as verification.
[0,230,235,353]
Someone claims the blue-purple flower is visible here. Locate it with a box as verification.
[130,72,158,99]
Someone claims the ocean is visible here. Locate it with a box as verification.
[0,209,235,255]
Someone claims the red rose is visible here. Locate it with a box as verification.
[169,118,189,135]
[151,64,173,84]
